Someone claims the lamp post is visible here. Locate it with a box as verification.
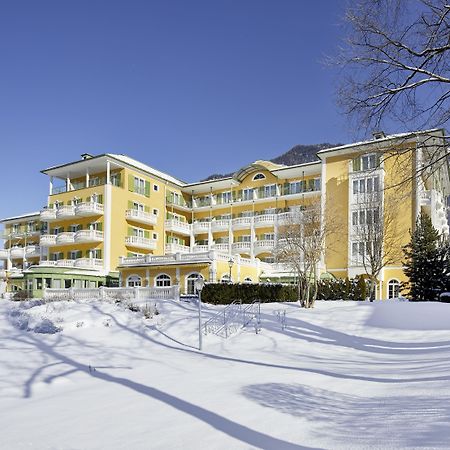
[195,277,205,351]
[228,257,234,283]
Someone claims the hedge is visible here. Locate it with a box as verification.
[201,283,297,305]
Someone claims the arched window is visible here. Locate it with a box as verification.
[127,275,142,287]
[155,274,171,287]
[252,173,266,181]
[186,273,203,295]
[388,279,400,299]
[244,277,253,283]
[220,274,231,283]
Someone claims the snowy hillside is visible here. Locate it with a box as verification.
[1,298,450,449]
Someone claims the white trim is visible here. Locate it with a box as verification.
[126,274,142,287]
[103,181,112,272]
[154,273,171,287]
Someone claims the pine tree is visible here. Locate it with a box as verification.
[403,214,445,301]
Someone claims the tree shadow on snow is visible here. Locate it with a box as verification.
[242,382,450,448]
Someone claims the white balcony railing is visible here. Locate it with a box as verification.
[40,208,57,221]
[40,235,57,246]
[125,209,158,225]
[75,202,104,216]
[232,217,253,229]
[254,214,276,227]
[56,206,75,219]
[192,222,210,234]
[214,243,230,252]
[232,242,252,253]
[0,249,8,259]
[193,245,209,253]
[254,240,275,254]
[165,243,190,254]
[39,260,57,267]
[125,236,157,250]
[56,232,76,245]
[56,259,75,267]
[211,220,230,232]
[74,258,103,270]
[0,269,6,278]
[74,230,104,243]
[165,220,191,235]
[9,247,25,259]
[25,245,41,258]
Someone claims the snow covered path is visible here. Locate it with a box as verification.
[1,299,450,449]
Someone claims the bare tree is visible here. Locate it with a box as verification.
[335,0,450,132]
[351,186,404,299]
[275,203,341,308]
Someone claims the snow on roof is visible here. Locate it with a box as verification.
[107,154,187,186]
[0,211,40,223]
[317,129,443,156]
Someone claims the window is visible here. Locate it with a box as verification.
[186,273,203,295]
[221,274,231,283]
[155,274,171,287]
[262,184,277,198]
[153,208,158,216]
[244,277,253,283]
[242,188,254,201]
[153,184,159,192]
[64,279,72,288]
[36,278,43,290]
[253,173,266,181]
[352,208,380,226]
[152,232,157,240]
[238,235,252,242]
[388,279,400,299]
[110,173,121,187]
[217,191,232,204]
[127,275,142,287]
[134,177,145,195]
[89,177,101,187]
[352,176,380,196]
[352,153,380,172]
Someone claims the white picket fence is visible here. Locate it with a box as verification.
[43,285,180,302]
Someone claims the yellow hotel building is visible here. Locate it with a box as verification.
[1,129,448,299]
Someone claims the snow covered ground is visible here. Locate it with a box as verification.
[1,298,450,450]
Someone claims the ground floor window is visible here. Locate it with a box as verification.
[388,279,400,299]
[186,273,203,295]
[155,274,171,287]
[220,274,231,283]
[127,275,142,287]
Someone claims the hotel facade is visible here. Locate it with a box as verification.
[1,129,448,299]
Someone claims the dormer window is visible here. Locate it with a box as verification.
[253,173,266,181]
[352,153,380,172]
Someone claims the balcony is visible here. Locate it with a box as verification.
[125,236,157,250]
[254,214,276,228]
[40,235,57,246]
[232,217,253,230]
[39,260,57,267]
[25,245,41,258]
[75,202,104,217]
[56,206,75,219]
[56,259,75,268]
[166,196,192,211]
[214,243,230,252]
[232,242,252,253]
[74,230,104,243]
[165,219,191,236]
[9,247,25,259]
[165,243,190,254]
[193,245,209,253]
[56,232,76,245]
[74,258,103,270]
[0,249,8,259]
[40,208,57,221]
[192,222,210,234]
[211,219,230,232]
[126,209,158,226]
[254,240,275,254]
[0,269,6,278]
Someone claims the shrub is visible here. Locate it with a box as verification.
[201,283,297,305]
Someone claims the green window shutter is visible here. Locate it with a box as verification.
[352,157,361,171]
[97,222,103,231]
[144,205,150,213]
[144,230,150,239]
[283,183,289,195]
[117,173,122,187]
[128,200,134,209]
[97,249,102,259]
[128,174,135,192]
[58,252,64,260]
[127,252,134,257]
[127,226,133,236]
[144,181,150,197]
[86,196,91,202]
[97,194,103,204]
[77,250,82,259]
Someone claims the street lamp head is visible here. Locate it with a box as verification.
[228,258,234,269]
[195,277,205,292]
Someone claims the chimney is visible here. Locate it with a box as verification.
[81,153,93,160]
[372,131,386,140]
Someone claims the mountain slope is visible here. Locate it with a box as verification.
[202,143,339,181]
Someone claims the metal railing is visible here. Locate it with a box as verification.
[203,300,261,338]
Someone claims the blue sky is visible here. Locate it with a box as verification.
[0,0,355,219]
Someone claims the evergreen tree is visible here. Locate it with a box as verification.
[403,214,445,301]
[354,276,367,301]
